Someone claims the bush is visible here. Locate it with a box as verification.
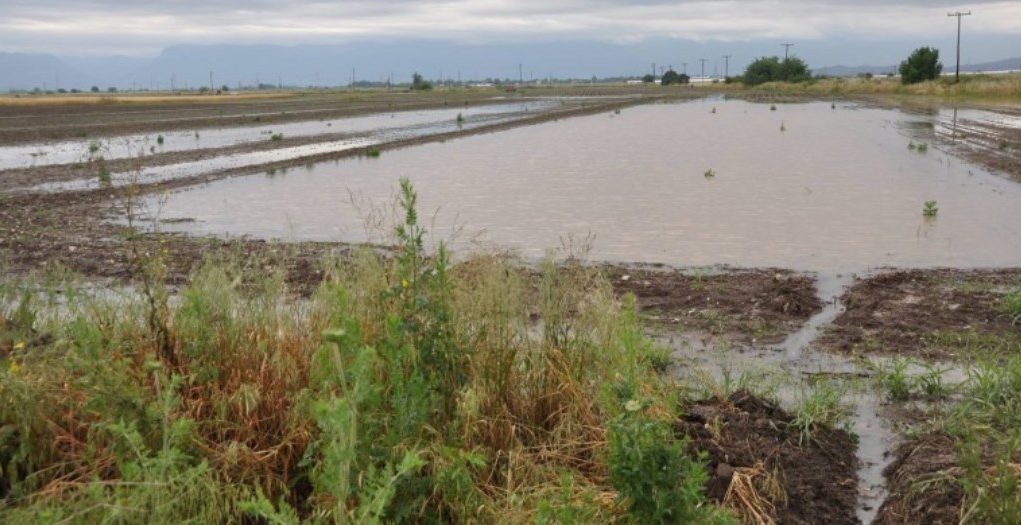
[641,74,655,84]
[899,47,942,84]
[411,72,432,91]
[661,70,690,85]
[90,86,100,93]
[609,407,731,523]
[742,56,811,86]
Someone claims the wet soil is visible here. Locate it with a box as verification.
[605,265,822,344]
[821,269,1021,359]
[873,433,964,525]
[677,390,860,524]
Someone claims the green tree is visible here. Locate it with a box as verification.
[641,74,655,83]
[899,47,943,84]
[411,72,432,91]
[90,86,100,93]
[742,56,810,86]
[660,70,689,86]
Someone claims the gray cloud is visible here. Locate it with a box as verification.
[1,1,1018,56]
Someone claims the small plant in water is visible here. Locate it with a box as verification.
[923,200,939,217]
[916,142,929,153]
[456,112,464,124]
[156,134,164,145]
[831,102,836,109]
[703,168,715,179]
[97,167,111,186]
[88,141,101,154]
[270,133,284,141]
[710,107,716,114]
[780,121,786,132]
[770,104,777,111]
[365,147,382,157]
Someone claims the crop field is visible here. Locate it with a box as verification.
[2,84,1021,523]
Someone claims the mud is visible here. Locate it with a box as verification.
[822,269,1021,359]
[606,265,822,344]
[872,433,964,525]
[677,390,861,524]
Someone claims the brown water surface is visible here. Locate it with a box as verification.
[150,98,1021,273]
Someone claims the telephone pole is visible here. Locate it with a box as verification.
[781,43,794,60]
[948,11,972,82]
[722,55,732,79]
[699,58,707,82]
[518,63,523,84]
[681,62,687,75]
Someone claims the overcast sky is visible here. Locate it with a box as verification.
[2,1,1019,64]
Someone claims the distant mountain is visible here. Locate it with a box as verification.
[0,52,96,90]
[816,56,1021,77]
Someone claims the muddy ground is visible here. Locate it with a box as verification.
[605,265,821,345]
[821,269,1021,360]
[678,390,860,524]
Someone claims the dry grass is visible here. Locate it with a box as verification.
[0,91,295,107]
[744,73,1021,100]
[722,462,788,525]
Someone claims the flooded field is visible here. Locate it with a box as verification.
[4,91,1020,524]
[151,97,1021,273]
[0,100,553,171]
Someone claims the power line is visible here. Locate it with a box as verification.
[781,43,794,60]
[948,11,972,82]
[722,55,732,79]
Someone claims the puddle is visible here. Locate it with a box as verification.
[0,101,555,171]
[150,98,1021,274]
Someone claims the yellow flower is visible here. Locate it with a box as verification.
[624,399,641,412]
[8,361,19,374]
[13,341,25,351]
[401,278,410,289]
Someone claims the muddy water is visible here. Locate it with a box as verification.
[152,98,1021,273]
[0,101,553,171]
[29,111,533,192]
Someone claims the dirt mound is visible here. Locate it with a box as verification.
[873,433,963,525]
[822,269,1021,358]
[677,390,860,524]
[606,267,822,344]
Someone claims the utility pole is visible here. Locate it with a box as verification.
[948,11,972,82]
[652,62,656,79]
[699,58,707,82]
[781,43,794,60]
[682,62,687,75]
[518,63,523,85]
[722,55,732,79]
[209,71,213,92]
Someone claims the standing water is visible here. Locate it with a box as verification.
[150,98,1021,274]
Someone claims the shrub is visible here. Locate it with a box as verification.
[411,72,432,91]
[609,407,730,523]
[900,47,943,84]
[661,70,690,85]
[742,56,810,85]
